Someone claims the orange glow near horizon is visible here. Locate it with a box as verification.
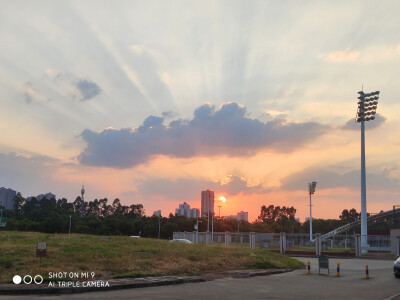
[219,196,226,203]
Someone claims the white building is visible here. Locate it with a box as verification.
[0,187,17,210]
[27,192,56,202]
[175,202,199,218]
[190,208,200,218]
[153,210,161,217]
[224,211,249,222]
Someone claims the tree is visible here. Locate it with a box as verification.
[258,205,297,224]
[258,205,276,224]
[339,208,361,224]
[257,204,297,232]
[13,193,25,220]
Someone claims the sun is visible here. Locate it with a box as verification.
[219,196,226,203]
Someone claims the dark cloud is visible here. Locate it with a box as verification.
[136,175,268,201]
[75,80,101,101]
[341,113,386,131]
[0,152,60,196]
[280,167,400,191]
[78,102,327,168]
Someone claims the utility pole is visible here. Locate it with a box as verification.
[158,215,161,239]
[195,218,202,244]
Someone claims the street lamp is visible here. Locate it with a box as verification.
[237,220,241,245]
[158,215,161,239]
[195,218,202,244]
[308,181,317,241]
[69,215,72,234]
[356,90,380,253]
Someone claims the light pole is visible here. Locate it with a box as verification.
[207,211,210,232]
[308,181,317,241]
[211,211,214,243]
[158,215,161,239]
[237,220,241,245]
[195,218,202,244]
[356,90,380,253]
[218,205,222,218]
[69,215,72,234]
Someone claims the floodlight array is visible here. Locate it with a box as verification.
[356,91,380,122]
[308,181,317,195]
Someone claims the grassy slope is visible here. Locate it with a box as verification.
[0,231,304,283]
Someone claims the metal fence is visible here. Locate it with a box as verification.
[172,232,394,253]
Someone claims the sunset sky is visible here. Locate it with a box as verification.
[1,0,400,222]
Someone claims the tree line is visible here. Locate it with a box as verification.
[0,193,389,238]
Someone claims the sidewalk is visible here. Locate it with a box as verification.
[0,269,291,295]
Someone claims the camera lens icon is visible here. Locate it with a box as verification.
[13,275,22,284]
[23,275,32,284]
[34,275,44,284]
[13,275,43,285]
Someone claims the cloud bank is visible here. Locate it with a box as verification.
[281,167,399,191]
[135,175,268,202]
[78,103,327,168]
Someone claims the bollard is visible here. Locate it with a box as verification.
[337,263,340,277]
[365,265,369,279]
[307,261,311,274]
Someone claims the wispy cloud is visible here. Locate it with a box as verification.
[319,49,360,62]
[137,175,268,201]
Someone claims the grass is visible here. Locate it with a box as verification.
[0,231,304,283]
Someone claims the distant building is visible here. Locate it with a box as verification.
[175,202,200,218]
[153,210,161,217]
[27,192,56,202]
[0,187,17,210]
[191,208,200,218]
[201,190,214,218]
[224,211,249,222]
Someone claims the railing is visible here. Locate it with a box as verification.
[172,231,397,255]
[321,208,400,240]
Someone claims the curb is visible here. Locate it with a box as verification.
[0,269,292,295]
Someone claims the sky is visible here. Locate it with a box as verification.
[1,0,400,222]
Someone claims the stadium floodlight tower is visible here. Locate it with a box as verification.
[308,181,317,242]
[356,89,380,253]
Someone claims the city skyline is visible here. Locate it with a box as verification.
[1,1,400,222]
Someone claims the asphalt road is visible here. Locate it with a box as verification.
[1,257,399,300]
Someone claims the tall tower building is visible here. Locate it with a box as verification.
[201,190,214,218]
